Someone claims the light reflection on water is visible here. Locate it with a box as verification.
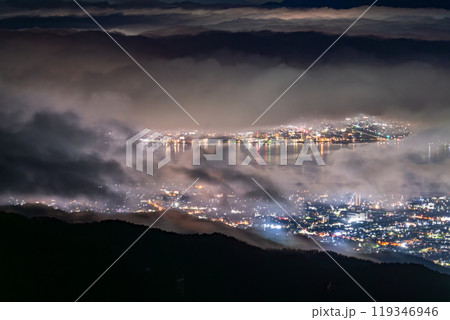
[165,141,406,166]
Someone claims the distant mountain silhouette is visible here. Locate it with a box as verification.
[0,210,449,301]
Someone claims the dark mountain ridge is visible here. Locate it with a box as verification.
[0,211,449,301]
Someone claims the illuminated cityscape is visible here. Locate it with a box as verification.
[4,115,448,269]
[1,0,449,305]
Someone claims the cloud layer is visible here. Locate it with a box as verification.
[0,0,449,206]
[1,29,449,130]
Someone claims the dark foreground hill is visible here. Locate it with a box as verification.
[0,211,449,302]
